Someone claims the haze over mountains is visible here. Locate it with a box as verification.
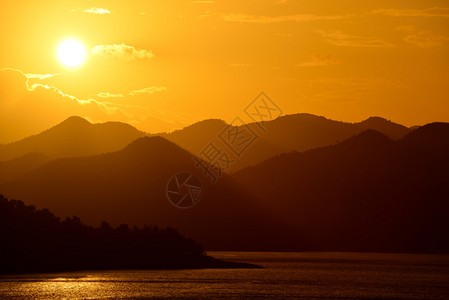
[234,123,449,253]
[0,115,447,253]
[160,114,411,171]
[0,136,299,250]
[0,116,146,161]
[0,114,411,169]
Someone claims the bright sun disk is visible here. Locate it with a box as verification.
[57,38,87,68]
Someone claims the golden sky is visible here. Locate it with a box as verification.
[1,0,449,143]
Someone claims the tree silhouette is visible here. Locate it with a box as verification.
[0,194,255,274]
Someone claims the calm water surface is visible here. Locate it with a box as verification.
[1,252,448,299]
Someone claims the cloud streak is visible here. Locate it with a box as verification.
[315,30,394,47]
[295,77,407,103]
[97,92,124,98]
[24,73,64,80]
[71,7,111,15]
[297,54,341,67]
[396,26,449,47]
[223,13,349,23]
[91,43,154,60]
[372,7,449,18]
[0,67,129,116]
[129,86,167,96]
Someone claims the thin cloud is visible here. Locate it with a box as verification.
[223,13,349,23]
[91,43,154,60]
[129,86,167,96]
[295,77,407,103]
[229,63,254,67]
[276,33,293,37]
[315,30,394,47]
[396,26,449,47]
[298,54,341,67]
[25,73,63,79]
[372,7,449,18]
[71,7,111,15]
[97,92,124,98]
[0,67,130,115]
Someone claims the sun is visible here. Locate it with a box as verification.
[57,38,87,68]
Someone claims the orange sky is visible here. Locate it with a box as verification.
[1,0,449,143]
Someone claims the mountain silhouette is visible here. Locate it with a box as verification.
[0,118,446,253]
[161,113,411,171]
[0,116,146,161]
[233,123,449,253]
[358,116,410,140]
[0,136,300,251]
[0,195,258,273]
[0,152,51,184]
[0,114,410,173]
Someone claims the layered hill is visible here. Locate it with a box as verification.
[0,136,299,250]
[0,114,410,182]
[161,114,411,171]
[0,152,51,184]
[233,123,449,253]
[0,116,146,161]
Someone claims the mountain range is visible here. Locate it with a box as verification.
[160,114,411,171]
[234,123,449,253]
[1,115,447,253]
[0,136,299,250]
[0,116,146,161]
[0,113,411,171]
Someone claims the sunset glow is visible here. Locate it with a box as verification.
[56,38,87,68]
[1,0,448,144]
[0,1,449,298]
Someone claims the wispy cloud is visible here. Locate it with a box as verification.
[129,86,167,96]
[276,33,293,37]
[297,54,341,67]
[91,43,154,60]
[23,73,64,80]
[315,30,394,47]
[396,25,449,47]
[71,7,111,15]
[97,92,124,98]
[295,77,407,103]
[229,63,253,67]
[0,67,130,115]
[372,7,449,18]
[223,13,349,23]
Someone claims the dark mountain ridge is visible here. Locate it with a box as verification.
[0,116,147,161]
[0,136,300,251]
[233,123,449,253]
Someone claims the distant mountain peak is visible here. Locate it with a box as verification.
[188,119,227,128]
[122,136,184,154]
[357,116,409,140]
[59,116,91,126]
[363,116,389,122]
[401,122,449,148]
[278,113,330,122]
[340,129,393,148]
